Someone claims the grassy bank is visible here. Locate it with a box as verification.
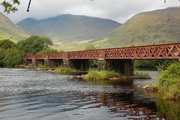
[38,65,51,70]
[55,67,78,74]
[82,70,121,80]
[134,71,151,78]
[156,62,180,100]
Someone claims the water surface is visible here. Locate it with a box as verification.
[0,68,179,120]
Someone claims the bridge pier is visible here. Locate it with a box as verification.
[44,59,50,66]
[98,59,134,76]
[32,59,36,66]
[97,59,106,71]
[63,59,71,68]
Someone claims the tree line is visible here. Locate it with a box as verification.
[0,35,57,67]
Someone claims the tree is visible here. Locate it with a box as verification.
[3,48,25,67]
[0,39,16,50]
[17,35,53,54]
[0,0,31,13]
[1,0,20,13]
[85,45,96,50]
[0,48,6,66]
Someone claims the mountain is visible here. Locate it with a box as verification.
[102,7,180,48]
[0,12,29,41]
[17,14,120,41]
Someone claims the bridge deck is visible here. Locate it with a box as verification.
[25,43,180,60]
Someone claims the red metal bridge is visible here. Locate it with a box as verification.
[25,43,180,75]
[25,43,180,60]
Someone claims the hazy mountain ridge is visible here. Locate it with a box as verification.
[17,14,121,41]
[102,7,180,48]
[0,12,29,41]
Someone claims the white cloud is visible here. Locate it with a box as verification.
[1,0,179,23]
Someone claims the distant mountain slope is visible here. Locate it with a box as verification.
[103,7,180,48]
[17,14,120,41]
[0,12,29,41]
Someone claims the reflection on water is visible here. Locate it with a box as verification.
[0,68,179,120]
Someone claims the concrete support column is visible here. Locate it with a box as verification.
[97,58,106,71]
[32,59,36,66]
[44,59,50,66]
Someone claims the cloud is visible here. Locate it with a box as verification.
[1,0,179,23]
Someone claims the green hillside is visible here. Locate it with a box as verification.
[17,14,120,42]
[0,12,29,41]
[101,7,180,48]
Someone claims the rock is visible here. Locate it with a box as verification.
[145,86,158,92]
[109,77,121,80]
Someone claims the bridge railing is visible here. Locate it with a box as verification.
[68,49,106,59]
[25,43,180,60]
[105,43,180,59]
[48,52,64,59]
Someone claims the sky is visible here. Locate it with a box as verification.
[0,0,180,23]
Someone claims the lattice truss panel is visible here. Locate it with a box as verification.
[25,43,180,60]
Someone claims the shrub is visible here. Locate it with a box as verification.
[156,62,180,100]
[83,69,121,80]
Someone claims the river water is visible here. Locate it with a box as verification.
[0,68,179,120]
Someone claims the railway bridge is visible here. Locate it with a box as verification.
[25,43,180,75]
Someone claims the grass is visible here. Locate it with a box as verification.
[134,71,150,77]
[156,62,180,100]
[38,65,51,70]
[55,67,78,74]
[82,69,121,80]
